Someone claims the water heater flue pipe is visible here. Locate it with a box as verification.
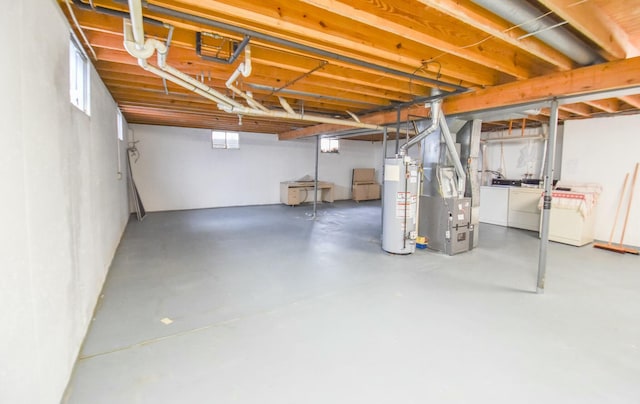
[399,98,441,155]
[439,113,467,198]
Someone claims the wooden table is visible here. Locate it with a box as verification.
[280,181,334,206]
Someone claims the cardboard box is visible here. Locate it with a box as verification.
[353,168,376,183]
[352,168,380,201]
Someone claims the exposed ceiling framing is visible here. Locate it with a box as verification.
[59,0,640,139]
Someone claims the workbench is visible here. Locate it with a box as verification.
[280,181,334,206]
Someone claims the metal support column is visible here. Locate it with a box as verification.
[381,127,388,233]
[313,135,319,218]
[537,99,559,294]
[395,108,401,155]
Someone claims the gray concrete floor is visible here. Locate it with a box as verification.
[63,201,640,403]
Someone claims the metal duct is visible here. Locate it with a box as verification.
[470,0,602,65]
[399,90,442,154]
[439,113,467,198]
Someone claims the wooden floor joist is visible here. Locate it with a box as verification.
[279,56,640,140]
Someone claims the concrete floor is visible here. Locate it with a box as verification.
[63,201,640,403]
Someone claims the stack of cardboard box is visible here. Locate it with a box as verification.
[352,168,381,202]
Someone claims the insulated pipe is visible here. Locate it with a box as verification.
[242,45,252,77]
[219,104,384,130]
[346,111,360,123]
[224,45,269,112]
[279,97,296,115]
[161,63,243,108]
[123,35,158,60]
[439,113,467,198]
[226,82,269,112]
[399,98,441,154]
[469,0,601,65]
[139,59,230,107]
[244,92,268,112]
[481,135,545,143]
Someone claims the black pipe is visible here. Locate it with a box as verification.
[71,0,164,26]
[359,88,467,116]
[196,33,250,64]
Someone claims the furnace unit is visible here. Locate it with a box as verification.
[416,118,480,256]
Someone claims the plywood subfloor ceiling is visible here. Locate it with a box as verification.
[59,0,640,139]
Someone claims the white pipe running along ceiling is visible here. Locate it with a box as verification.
[124,0,389,133]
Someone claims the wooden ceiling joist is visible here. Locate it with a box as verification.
[538,0,639,60]
[620,95,640,109]
[59,0,640,136]
[162,0,500,85]
[298,0,536,79]
[442,56,640,115]
[584,99,621,114]
[414,0,576,71]
[559,103,592,117]
[280,56,640,140]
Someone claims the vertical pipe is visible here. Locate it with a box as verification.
[439,113,467,197]
[403,161,409,249]
[127,0,146,49]
[381,127,388,234]
[537,99,559,294]
[395,108,401,155]
[539,125,548,179]
[313,135,319,219]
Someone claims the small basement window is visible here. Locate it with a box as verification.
[116,109,125,141]
[212,131,240,149]
[69,37,90,114]
[320,138,339,153]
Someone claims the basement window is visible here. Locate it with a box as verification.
[116,109,125,141]
[320,138,339,153]
[211,131,240,149]
[69,37,90,114]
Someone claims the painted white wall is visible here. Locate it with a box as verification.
[561,115,640,247]
[480,126,564,184]
[0,1,129,402]
[129,125,380,211]
[372,125,555,185]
